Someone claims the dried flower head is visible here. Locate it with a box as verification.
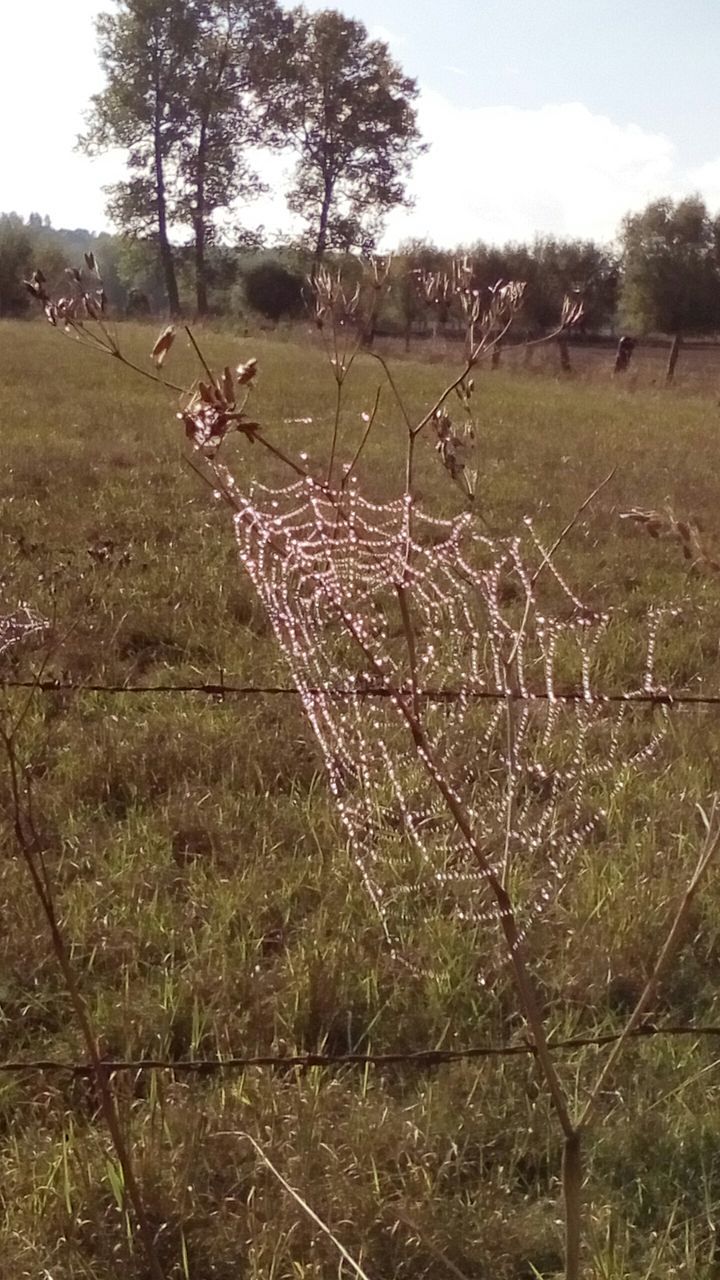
[179,358,260,458]
[620,508,720,573]
[150,325,176,368]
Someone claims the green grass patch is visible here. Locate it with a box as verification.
[2,318,720,1277]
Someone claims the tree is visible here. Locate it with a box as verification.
[464,238,618,337]
[174,0,282,315]
[80,0,200,315]
[257,8,424,270]
[81,0,285,318]
[243,260,304,321]
[389,240,448,346]
[619,196,720,337]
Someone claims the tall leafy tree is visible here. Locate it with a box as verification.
[619,196,720,337]
[257,8,424,269]
[80,0,200,315]
[175,0,283,315]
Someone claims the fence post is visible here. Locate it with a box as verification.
[613,336,636,375]
[558,336,572,374]
[665,334,682,385]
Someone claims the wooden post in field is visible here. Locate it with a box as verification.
[665,334,682,384]
[558,336,572,373]
[613,335,636,374]
[491,341,503,370]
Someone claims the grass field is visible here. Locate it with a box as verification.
[3,316,720,1278]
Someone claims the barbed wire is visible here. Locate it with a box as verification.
[4,1023,720,1077]
[2,678,720,708]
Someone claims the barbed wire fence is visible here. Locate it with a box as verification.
[3,649,720,1078]
[4,676,720,707]
[3,1023,720,1078]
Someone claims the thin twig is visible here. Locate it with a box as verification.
[529,467,617,588]
[220,1133,373,1280]
[578,804,720,1130]
[184,325,218,388]
[342,385,383,489]
[0,728,165,1280]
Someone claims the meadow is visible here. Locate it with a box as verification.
[3,315,720,1278]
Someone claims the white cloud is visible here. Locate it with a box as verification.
[367,23,407,49]
[382,92,683,249]
[0,0,118,231]
[686,157,720,210]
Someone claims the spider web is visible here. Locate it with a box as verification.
[0,607,49,658]
[228,473,672,964]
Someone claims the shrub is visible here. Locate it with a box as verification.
[243,261,305,322]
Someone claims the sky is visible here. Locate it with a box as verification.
[4,0,720,249]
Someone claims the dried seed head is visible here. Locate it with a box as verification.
[150,325,176,368]
[198,380,220,406]
[236,358,257,385]
[24,271,49,302]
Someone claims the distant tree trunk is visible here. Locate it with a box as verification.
[193,119,209,318]
[491,341,503,370]
[558,335,571,373]
[665,333,682,384]
[312,178,334,279]
[153,83,180,318]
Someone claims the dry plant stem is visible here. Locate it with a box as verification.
[501,682,517,890]
[413,314,574,443]
[328,592,581,1277]
[184,325,218,388]
[396,583,420,719]
[332,599,575,1127]
[59,321,185,395]
[396,1211,472,1280]
[341,385,382,489]
[327,375,344,484]
[412,317,515,436]
[324,272,386,484]
[367,353,414,433]
[222,1133,373,1280]
[529,467,617,589]
[369,314,581,496]
[503,468,617,675]
[250,433,314,482]
[109,348,185,395]
[1,730,165,1280]
[578,812,720,1130]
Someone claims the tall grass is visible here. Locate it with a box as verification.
[2,307,720,1277]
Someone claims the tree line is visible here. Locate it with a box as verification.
[3,0,720,340]
[5,196,720,345]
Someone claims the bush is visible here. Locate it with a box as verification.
[243,261,305,322]
[0,215,33,317]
